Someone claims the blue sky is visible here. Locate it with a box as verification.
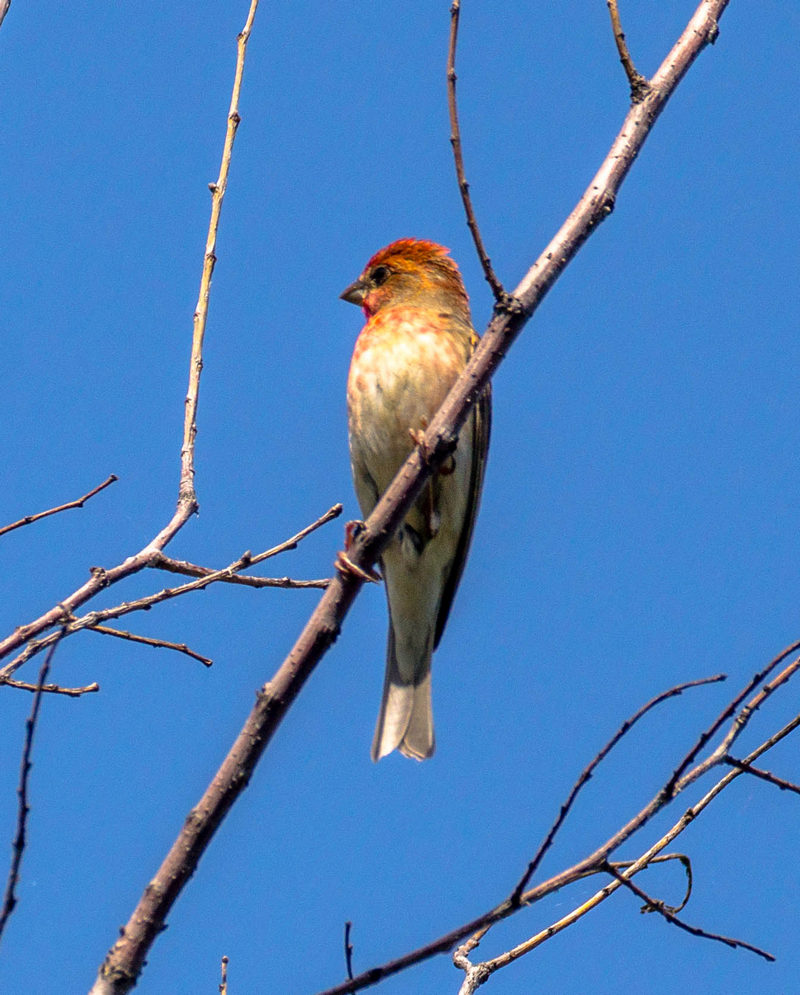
[1,2,799,993]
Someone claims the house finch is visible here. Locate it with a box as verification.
[341,239,491,761]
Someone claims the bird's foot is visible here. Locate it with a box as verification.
[335,551,382,584]
[335,520,382,582]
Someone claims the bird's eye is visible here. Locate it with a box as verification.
[371,265,390,286]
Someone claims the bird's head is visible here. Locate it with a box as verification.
[340,239,470,321]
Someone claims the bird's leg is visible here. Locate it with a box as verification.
[335,520,382,583]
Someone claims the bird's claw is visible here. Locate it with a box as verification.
[335,551,382,584]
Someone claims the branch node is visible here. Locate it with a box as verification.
[493,293,525,318]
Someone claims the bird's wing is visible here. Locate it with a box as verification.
[433,381,491,649]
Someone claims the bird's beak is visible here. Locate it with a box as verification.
[340,278,366,306]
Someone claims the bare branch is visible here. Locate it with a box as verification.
[447,0,505,300]
[0,637,61,945]
[0,0,271,666]
[344,921,355,985]
[663,640,800,797]
[85,624,213,667]
[724,757,800,796]
[606,0,650,101]
[510,673,725,903]
[90,3,735,991]
[0,474,118,539]
[0,676,99,697]
[219,955,229,995]
[604,862,775,961]
[150,554,330,590]
[0,0,12,32]
[312,654,799,995]
[1,504,342,680]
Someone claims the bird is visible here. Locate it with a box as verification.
[340,238,491,761]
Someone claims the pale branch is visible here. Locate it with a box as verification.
[0,0,260,667]
[0,637,61,945]
[148,501,341,589]
[447,0,504,300]
[150,554,330,590]
[0,0,11,32]
[219,955,229,995]
[315,649,800,995]
[0,475,118,539]
[89,3,735,992]
[84,625,213,668]
[606,0,650,100]
[0,505,341,680]
[0,676,99,697]
[510,673,725,903]
[2,551,260,677]
[603,862,775,961]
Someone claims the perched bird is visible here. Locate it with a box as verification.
[341,239,491,761]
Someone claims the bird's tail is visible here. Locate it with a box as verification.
[370,626,435,762]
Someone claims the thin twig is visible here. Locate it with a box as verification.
[0,474,118,539]
[2,509,341,680]
[149,502,342,589]
[447,0,505,301]
[612,852,693,914]
[606,0,650,101]
[344,921,355,983]
[0,676,99,697]
[219,955,229,995]
[663,642,800,797]
[724,757,800,796]
[312,651,798,995]
[604,862,775,961]
[510,673,724,903]
[0,637,61,945]
[151,554,330,590]
[85,625,213,667]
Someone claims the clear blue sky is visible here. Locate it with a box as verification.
[1,2,798,993]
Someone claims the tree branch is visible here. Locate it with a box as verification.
[0,637,61,945]
[89,2,733,991]
[606,0,650,101]
[604,862,774,961]
[447,0,504,300]
[0,474,118,539]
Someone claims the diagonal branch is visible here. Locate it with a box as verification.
[510,673,724,903]
[0,474,118,539]
[0,636,62,945]
[89,2,733,992]
[85,625,213,667]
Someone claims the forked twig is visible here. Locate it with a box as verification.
[0,474,118,539]
[0,504,341,681]
[510,674,724,903]
[724,757,800,796]
[447,0,505,301]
